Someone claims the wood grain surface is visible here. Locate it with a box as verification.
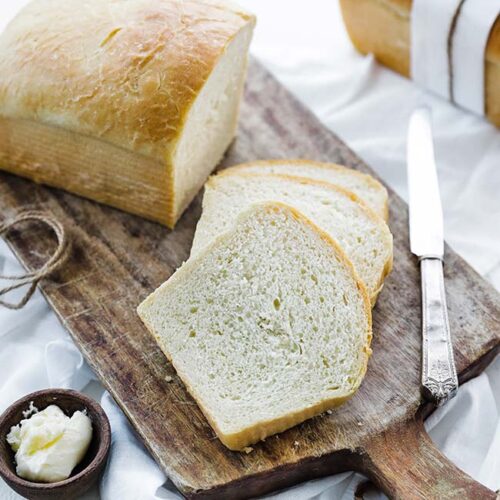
[0,59,499,499]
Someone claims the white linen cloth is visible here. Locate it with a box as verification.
[452,0,500,114]
[411,0,500,115]
[1,1,499,498]
[410,0,462,102]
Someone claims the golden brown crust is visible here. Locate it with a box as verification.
[339,0,500,126]
[486,16,500,64]
[0,116,177,226]
[339,0,411,77]
[0,0,254,227]
[0,0,254,161]
[137,201,372,451]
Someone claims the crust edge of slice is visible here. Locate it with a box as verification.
[138,201,372,451]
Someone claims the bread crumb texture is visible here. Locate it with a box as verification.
[227,159,389,220]
[138,202,372,450]
[192,172,393,302]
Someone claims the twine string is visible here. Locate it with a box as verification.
[0,211,70,309]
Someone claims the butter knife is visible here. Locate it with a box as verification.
[407,107,458,406]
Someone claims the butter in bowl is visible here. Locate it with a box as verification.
[0,389,110,499]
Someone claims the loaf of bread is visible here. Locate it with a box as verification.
[138,202,372,450]
[224,160,389,220]
[339,0,500,127]
[192,171,393,303]
[0,0,255,227]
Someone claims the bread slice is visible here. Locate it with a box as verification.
[138,202,372,451]
[225,160,389,220]
[0,0,255,227]
[192,173,393,303]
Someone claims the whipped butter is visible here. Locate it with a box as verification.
[7,404,92,482]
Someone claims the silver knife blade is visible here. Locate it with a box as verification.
[407,107,444,258]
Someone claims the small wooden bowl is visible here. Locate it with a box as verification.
[0,389,111,500]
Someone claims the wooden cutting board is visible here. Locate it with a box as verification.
[0,59,499,500]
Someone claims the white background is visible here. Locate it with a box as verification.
[1,1,499,499]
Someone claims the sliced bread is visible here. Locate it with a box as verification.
[223,160,389,220]
[138,202,372,451]
[192,173,393,303]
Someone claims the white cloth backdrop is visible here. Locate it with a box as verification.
[1,1,499,498]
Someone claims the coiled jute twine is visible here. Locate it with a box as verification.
[0,211,70,310]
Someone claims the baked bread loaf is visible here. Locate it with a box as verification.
[0,0,255,227]
[225,160,389,220]
[339,0,500,127]
[138,202,372,451]
[192,172,393,303]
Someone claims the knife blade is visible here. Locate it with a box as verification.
[407,107,458,406]
[407,107,444,259]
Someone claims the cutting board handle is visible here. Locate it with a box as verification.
[357,415,496,499]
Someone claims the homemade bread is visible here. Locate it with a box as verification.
[0,0,255,227]
[227,160,389,220]
[339,0,500,127]
[138,202,372,451]
[192,173,393,303]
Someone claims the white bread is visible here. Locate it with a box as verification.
[227,160,389,220]
[138,202,372,451]
[0,0,255,227]
[192,172,393,303]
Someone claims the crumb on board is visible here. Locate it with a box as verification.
[357,421,363,426]
[165,376,173,383]
[243,446,253,454]
[326,410,333,415]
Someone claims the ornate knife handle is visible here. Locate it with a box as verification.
[420,257,458,406]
